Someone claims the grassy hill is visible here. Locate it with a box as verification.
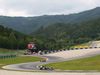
[29,17,100,50]
[0,7,100,34]
[1,7,100,50]
[0,25,31,49]
[30,17,100,40]
[42,55,100,70]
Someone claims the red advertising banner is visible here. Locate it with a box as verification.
[28,44,35,49]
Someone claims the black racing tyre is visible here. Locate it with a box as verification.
[51,68,54,70]
[40,68,42,70]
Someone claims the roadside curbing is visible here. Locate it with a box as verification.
[36,57,49,69]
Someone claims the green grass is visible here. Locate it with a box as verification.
[70,42,88,48]
[42,55,100,70]
[0,48,27,55]
[76,43,88,46]
[0,56,44,69]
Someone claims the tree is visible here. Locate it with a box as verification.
[9,32,17,49]
[0,35,3,48]
[18,38,24,49]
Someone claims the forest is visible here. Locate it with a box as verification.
[0,7,100,34]
[1,11,100,50]
[0,25,63,50]
[30,17,100,49]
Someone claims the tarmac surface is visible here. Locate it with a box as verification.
[3,49,100,71]
[1,41,100,75]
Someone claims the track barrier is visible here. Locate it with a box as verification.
[0,55,17,60]
[38,46,100,55]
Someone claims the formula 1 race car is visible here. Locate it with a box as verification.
[40,66,53,70]
[40,59,46,62]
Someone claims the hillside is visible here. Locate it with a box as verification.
[30,17,100,42]
[0,7,100,34]
[0,25,30,49]
[0,25,65,50]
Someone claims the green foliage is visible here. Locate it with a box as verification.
[0,25,30,49]
[30,17,100,49]
[1,15,100,50]
[1,7,100,50]
[0,7,100,34]
[0,25,58,50]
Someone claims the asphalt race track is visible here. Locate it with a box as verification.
[3,49,100,72]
